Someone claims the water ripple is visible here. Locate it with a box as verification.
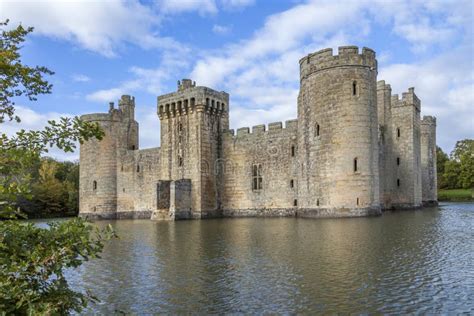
[65,203,474,314]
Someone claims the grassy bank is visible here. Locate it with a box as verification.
[438,189,474,202]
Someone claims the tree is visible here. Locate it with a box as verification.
[440,139,474,190]
[436,146,449,189]
[452,139,474,189]
[450,139,474,162]
[443,159,461,189]
[0,20,53,123]
[0,20,114,314]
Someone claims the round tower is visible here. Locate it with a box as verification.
[79,95,138,219]
[297,46,381,217]
[79,112,120,218]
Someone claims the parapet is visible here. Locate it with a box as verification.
[119,95,135,107]
[177,79,196,91]
[392,87,421,111]
[285,119,298,130]
[157,80,229,119]
[299,46,377,80]
[252,124,266,133]
[268,122,282,131]
[377,80,391,91]
[237,127,250,136]
[228,119,299,140]
[80,113,116,122]
[421,116,436,125]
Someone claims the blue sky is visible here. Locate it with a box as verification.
[1,0,473,160]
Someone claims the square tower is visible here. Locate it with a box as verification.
[390,88,422,208]
[157,79,229,218]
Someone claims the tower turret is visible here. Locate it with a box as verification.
[297,46,381,216]
[157,79,229,218]
[390,88,422,208]
[79,95,139,218]
[421,116,437,205]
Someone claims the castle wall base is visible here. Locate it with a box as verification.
[79,211,152,220]
[389,203,423,210]
[222,208,296,218]
[422,200,439,207]
[79,204,448,221]
[297,207,382,218]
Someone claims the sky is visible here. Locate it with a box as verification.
[1,0,473,160]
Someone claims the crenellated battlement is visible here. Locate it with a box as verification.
[119,95,135,106]
[299,46,377,80]
[157,80,229,120]
[377,80,391,90]
[225,119,298,139]
[80,113,116,122]
[80,95,138,123]
[177,79,196,91]
[392,87,420,111]
[421,116,436,125]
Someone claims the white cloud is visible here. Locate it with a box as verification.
[86,50,190,103]
[191,1,365,88]
[220,0,255,10]
[156,0,218,15]
[379,44,474,152]
[86,88,126,103]
[0,0,185,57]
[370,0,471,52]
[71,74,91,82]
[212,24,232,35]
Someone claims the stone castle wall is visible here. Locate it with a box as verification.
[221,120,299,215]
[79,46,437,220]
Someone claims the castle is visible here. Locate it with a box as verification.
[79,46,438,220]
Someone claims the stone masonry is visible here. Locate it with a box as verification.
[79,46,437,220]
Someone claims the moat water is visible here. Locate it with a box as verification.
[66,202,474,314]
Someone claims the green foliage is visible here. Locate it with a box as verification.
[18,158,80,218]
[0,19,54,123]
[436,146,449,189]
[0,218,117,314]
[452,139,474,189]
[438,189,473,201]
[437,139,474,191]
[0,19,111,314]
[450,139,474,162]
[443,160,462,189]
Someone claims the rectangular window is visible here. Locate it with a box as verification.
[397,157,400,165]
[291,145,295,157]
[397,179,400,187]
[252,164,263,191]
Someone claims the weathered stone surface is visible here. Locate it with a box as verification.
[79,46,437,220]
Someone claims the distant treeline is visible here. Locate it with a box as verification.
[17,157,79,218]
[437,139,473,190]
